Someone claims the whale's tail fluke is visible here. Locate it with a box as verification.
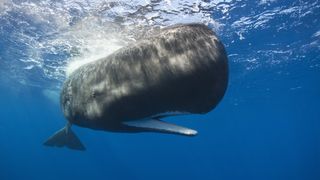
[44,123,85,151]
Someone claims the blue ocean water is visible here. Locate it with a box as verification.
[0,0,319,180]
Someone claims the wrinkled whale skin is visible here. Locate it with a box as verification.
[61,23,228,133]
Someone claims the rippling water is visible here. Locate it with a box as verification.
[1,0,319,90]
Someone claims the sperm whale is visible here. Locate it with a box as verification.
[44,23,228,150]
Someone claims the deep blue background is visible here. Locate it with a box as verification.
[1,53,319,180]
[0,0,319,180]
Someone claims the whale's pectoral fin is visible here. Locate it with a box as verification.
[123,119,197,136]
[43,124,86,151]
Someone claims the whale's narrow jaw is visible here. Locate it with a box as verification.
[122,119,198,136]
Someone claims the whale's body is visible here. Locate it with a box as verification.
[44,24,228,150]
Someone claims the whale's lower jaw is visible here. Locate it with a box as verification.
[122,118,197,136]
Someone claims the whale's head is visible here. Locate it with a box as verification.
[60,70,109,127]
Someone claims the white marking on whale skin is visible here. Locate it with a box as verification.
[86,100,102,120]
[183,129,198,136]
[109,83,131,97]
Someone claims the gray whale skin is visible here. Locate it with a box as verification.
[44,23,228,151]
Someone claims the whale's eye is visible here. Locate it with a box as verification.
[91,88,105,99]
[91,91,96,98]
